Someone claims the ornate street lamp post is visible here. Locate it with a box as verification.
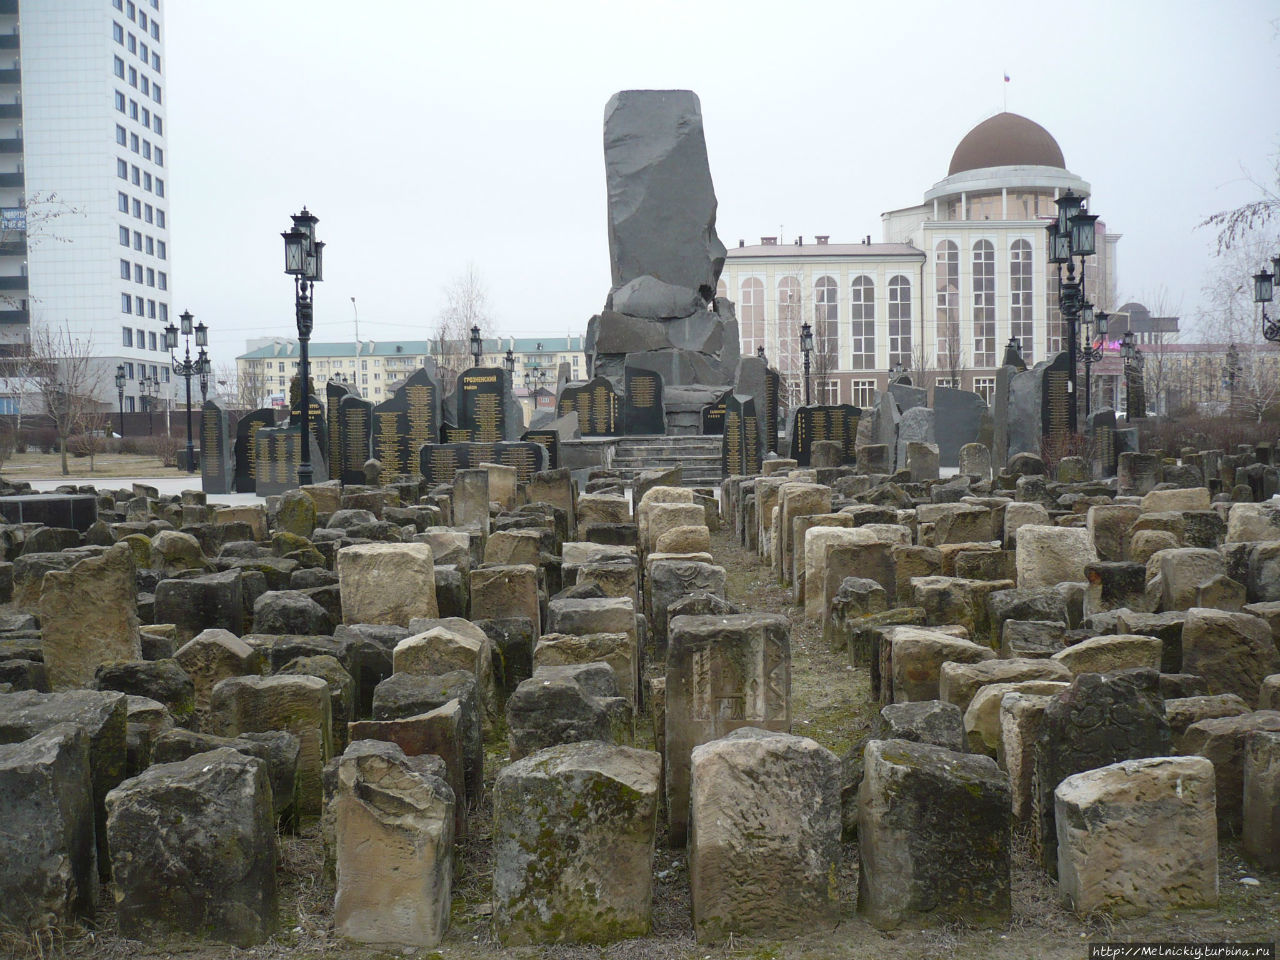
[1080,305,1108,418]
[1253,256,1279,343]
[114,364,126,437]
[1045,189,1101,433]
[139,374,157,435]
[282,207,324,487]
[470,325,483,368]
[164,310,208,474]
[800,320,814,406]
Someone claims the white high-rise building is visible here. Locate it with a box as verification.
[0,0,172,411]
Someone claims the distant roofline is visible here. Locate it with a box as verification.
[237,335,585,361]
[726,241,925,260]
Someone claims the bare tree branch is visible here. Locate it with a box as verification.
[28,322,105,476]
[434,263,491,394]
[1198,156,1280,253]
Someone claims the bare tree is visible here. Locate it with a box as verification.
[1199,233,1280,421]
[1119,289,1182,416]
[435,264,491,392]
[216,360,268,410]
[29,322,104,475]
[1200,155,1280,253]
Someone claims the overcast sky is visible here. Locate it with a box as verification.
[163,1,1279,367]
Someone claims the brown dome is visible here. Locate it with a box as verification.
[948,112,1065,176]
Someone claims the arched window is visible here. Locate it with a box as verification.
[778,276,802,405]
[1010,239,1034,363]
[715,278,726,300]
[740,277,764,358]
[935,241,960,371]
[850,275,875,370]
[888,275,912,368]
[973,240,995,367]
[814,276,839,393]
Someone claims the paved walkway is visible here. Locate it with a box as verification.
[26,475,264,506]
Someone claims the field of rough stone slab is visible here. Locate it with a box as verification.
[3,524,1277,960]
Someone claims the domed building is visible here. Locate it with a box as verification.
[721,112,1120,409]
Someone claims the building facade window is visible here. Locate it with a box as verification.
[972,376,996,405]
[778,275,802,405]
[849,275,875,370]
[122,327,133,347]
[814,275,839,387]
[973,239,996,367]
[851,379,877,408]
[1010,239,1034,363]
[935,240,960,370]
[740,277,764,358]
[888,274,912,368]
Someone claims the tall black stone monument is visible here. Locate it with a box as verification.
[233,408,276,494]
[339,393,374,485]
[200,399,232,495]
[371,367,441,478]
[556,376,621,436]
[623,365,665,435]
[456,366,507,442]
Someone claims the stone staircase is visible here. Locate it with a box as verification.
[607,434,723,487]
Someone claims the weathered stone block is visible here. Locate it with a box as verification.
[690,728,840,941]
[857,739,1010,930]
[1055,756,1217,916]
[105,748,277,946]
[493,741,660,945]
[337,543,438,627]
[333,740,454,948]
[0,723,96,927]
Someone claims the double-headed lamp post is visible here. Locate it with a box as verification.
[1079,305,1108,418]
[114,364,126,437]
[1252,255,1280,343]
[164,310,208,474]
[139,374,157,434]
[1045,190,1101,433]
[282,207,324,487]
[799,320,814,406]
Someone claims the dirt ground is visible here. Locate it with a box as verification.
[6,524,1277,960]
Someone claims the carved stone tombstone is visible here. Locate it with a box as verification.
[456,367,507,442]
[623,365,665,435]
[371,367,441,478]
[721,393,762,477]
[789,405,861,468]
[253,424,327,497]
[556,376,621,437]
[700,389,731,435]
[1041,352,1072,446]
[520,430,560,470]
[289,375,327,464]
[338,394,373,485]
[326,380,354,482]
[233,408,276,494]
[665,613,791,846]
[1089,408,1119,479]
[200,399,232,495]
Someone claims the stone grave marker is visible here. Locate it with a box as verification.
[623,365,665,435]
[933,386,988,468]
[721,393,762,476]
[556,376,621,436]
[456,367,506,442]
[371,368,441,478]
[233,408,276,494]
[338,394,373,485]
[521,429,560,470]
[420,441,547,487]
[666,613,791,846]
[325,379,354,482]
[253,424,328,497]
[789,404,861,467]
[200,399,232,495]
[289,375,327,464]
[700,388,731,435]
[1041,352,1072,445]
[1089,407,1118,478]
